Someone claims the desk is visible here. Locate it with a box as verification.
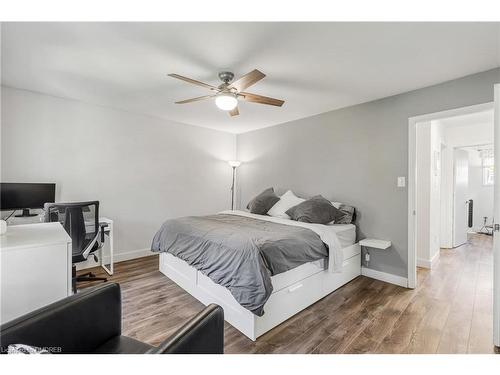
[0,223,72,324]
[6,215,115,276]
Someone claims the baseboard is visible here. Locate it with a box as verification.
[361,267,408,288]
[76,248,154,271]
[416,258,431,268]
[417,251,440,269]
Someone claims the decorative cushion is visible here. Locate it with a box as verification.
[331,202,356,224]
[246,187,280,215]
[267,190,305,220]
[286,195,344,224]
[7,344,51,354]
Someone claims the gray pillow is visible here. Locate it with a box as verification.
[246,187,280,215]
[335,204,356,224]
[286,195,343,224]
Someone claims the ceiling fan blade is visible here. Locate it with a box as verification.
[229,69,266,92]
[229,106,239,117]
[168,74,218,90]
[175,95,214,104]
[239,92,284,107]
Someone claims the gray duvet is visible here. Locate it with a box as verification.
[151,213,328,316]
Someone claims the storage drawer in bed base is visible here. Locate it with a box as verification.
[159,243,361,341]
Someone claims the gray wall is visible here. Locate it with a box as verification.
[1,86,236,259]
[2,68,499,277]
[236,68,500,278]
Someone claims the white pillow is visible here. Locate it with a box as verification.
[267,190,305,219]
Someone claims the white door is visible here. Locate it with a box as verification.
[453,148,469,247]
[493,84,500,347]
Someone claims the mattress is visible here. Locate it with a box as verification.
[152,210,334,316]
[327,223,356,248]
[222,210,353,272]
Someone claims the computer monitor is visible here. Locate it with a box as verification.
[0,183,56,217]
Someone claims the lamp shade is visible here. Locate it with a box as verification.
[228,160,242,168]
[215,93,238,111]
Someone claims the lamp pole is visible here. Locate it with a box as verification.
[227,160,241,210]
[231,166,236,210]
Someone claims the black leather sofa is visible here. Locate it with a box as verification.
[0,283,224,354]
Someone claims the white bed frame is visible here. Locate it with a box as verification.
[159,243,361,341]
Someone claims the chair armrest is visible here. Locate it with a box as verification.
[83,227,101,259]
[149,304,224,354]
[0,283,121,354]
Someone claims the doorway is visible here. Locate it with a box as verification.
[409,102,497,350]
[408,102,494,288]
[413,108,494,270]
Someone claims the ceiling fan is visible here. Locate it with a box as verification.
[167,69,284,117]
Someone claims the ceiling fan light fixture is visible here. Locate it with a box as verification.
[215,93,238,111]
[168,70,284,117]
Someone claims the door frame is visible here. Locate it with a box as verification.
[493,84,500,348]
[451,147,470,248]
[408,101,494,289]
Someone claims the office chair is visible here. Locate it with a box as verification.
[44,201,107,293]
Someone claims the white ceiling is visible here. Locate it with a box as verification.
[2,22,499,134]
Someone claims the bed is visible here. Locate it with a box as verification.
[152,210,361,341]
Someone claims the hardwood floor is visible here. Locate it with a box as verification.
[78,233,497,353]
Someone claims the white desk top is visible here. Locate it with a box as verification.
[6,216,112,226]
[0,222,71,252]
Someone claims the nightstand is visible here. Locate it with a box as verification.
[360,238,391,266]
[359,238,391,249]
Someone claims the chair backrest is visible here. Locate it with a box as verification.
[44,201,99,259]
[151,304,224,354]
[0,283,121,354]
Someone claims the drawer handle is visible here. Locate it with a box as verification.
[288,283,303,293]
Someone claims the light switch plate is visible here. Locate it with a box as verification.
[397,177,406,187]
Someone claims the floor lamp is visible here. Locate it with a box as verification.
[228,160,242,210]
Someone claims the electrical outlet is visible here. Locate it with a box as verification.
[365,252,370,262]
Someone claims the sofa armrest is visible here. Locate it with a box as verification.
[150,304,224,354]
[0,283,121,354]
